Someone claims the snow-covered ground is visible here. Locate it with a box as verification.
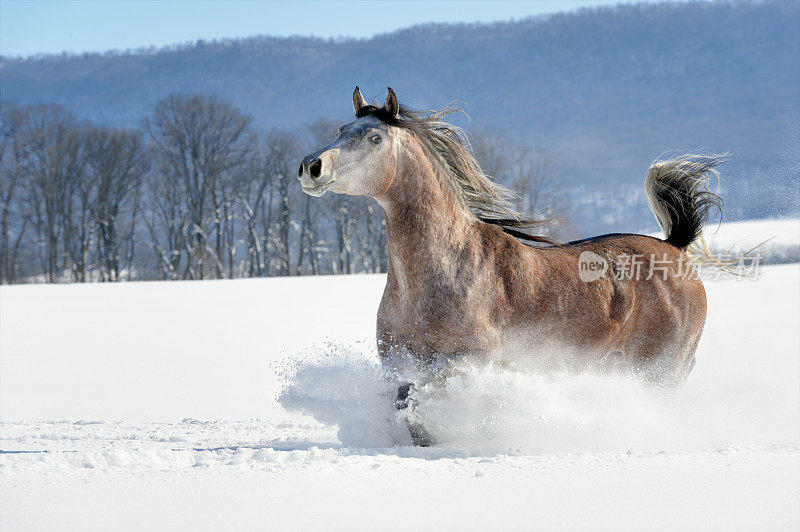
[698,217,798,263]
[703,217,799,250]
[2,235,799,529]
[643,216,800,264]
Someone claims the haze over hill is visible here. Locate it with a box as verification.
[2,0,798,232]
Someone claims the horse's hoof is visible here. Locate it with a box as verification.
[395,382,413,410]
[409,424,435,447]
[395,383,435,446]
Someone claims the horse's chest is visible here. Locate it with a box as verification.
[378,278,499,357]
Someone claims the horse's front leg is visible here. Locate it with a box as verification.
[395,382,435,447]
[392,354,474,447]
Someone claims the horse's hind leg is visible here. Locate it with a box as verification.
[673,333,700,385]
[626,324,701,388]
[395,383,434,447]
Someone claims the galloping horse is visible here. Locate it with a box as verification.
[298,87,721,445]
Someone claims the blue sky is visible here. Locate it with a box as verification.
[1,0,678,57]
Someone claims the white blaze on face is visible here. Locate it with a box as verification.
[306,115,398,198]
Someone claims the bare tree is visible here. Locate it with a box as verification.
[263,129,300,276]
[143,160,185,280]
[85,127,148,281]
[61,127,93,282]
[144,94,253,280]
[236,150,271,277]
[0,107,30,283]
[12,105,86,282]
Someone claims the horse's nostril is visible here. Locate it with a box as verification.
[298,163,304,178]
[309,159,322,179]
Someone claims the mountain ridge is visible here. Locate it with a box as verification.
[2,0,798,229]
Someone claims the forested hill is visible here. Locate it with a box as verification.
[2,0,798,225]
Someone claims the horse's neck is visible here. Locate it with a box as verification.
[377,144,478,295]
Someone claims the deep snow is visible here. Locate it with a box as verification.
[1,224,799,530]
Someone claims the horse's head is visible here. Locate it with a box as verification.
[298,86,402,198]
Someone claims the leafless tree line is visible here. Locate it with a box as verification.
[0,95,563,284]
[1,105,147,283]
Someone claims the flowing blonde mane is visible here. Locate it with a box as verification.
[363,102,554,243]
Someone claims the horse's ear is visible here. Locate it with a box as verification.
[353,86,368,114]
[384,87,399,118]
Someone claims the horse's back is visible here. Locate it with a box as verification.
[528,233,707,383]
[554,232,707,323]
[560,232,679,255]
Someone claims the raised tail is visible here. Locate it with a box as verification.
[644,154,724,249]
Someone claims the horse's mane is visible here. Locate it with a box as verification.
[357,103,556,245]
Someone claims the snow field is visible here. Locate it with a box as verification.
[1,222,798,530]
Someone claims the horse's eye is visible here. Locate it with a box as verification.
[371,135,382,144]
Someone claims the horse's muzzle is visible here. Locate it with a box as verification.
[298,154,323,179]
[298,150,337,196]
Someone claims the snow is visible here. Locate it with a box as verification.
[2,255,799,529]
[648,217,800,262]
[702,217,799,250]
[703,217,800,264]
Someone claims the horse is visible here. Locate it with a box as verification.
[298,86,722,445]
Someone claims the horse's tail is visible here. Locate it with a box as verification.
[644,154,724,250]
